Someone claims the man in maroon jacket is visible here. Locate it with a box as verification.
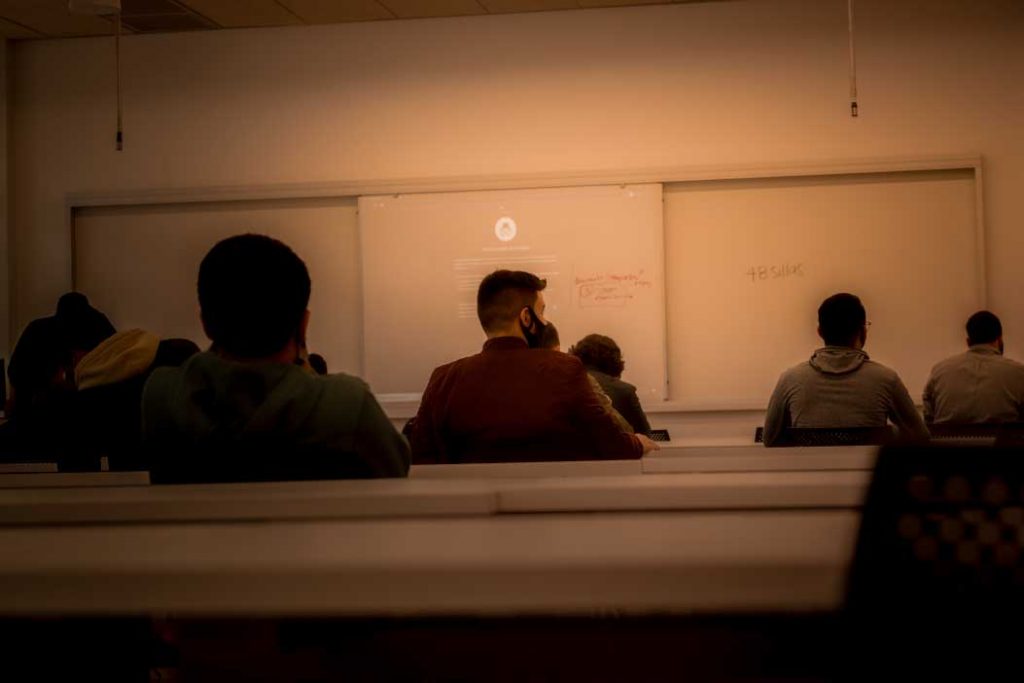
[411,270,658,464]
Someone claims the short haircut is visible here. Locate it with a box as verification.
[569,333,625,378]
[198,234,311,358]
[818,293,866,347]
[966,310,1002,346]
[476,270,546,332]
[55,292,115,352]
[539,323,560,350]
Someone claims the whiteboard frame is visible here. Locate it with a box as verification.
[68,154,986,415]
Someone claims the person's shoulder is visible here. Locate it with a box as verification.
[143,360,188,394]
[299,372,378,432]
[777,359,814,381]
[538,348,586,375]
[990,354,1024,384]
[318,371,372,395]
[423,355,472,385]
[929,351,966,375]
[860,358,906,387]
[991,353,1024,370]
[593,370,637,394]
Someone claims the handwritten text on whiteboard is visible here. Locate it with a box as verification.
[576,270,654,307]
[747,263,805,283]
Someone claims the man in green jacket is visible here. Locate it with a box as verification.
[142,233,409,483]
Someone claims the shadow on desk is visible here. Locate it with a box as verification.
[0,614,842,682]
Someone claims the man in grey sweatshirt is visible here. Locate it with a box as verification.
[923,311,1024,424]
[142,234,410,483]
[763,293,929,447]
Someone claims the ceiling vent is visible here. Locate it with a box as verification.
[117,0,218,33]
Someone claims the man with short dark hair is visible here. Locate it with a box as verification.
[763,293,928,446]
[923,311,1024,424]
[142,234,409,483]
[411,269,657,463]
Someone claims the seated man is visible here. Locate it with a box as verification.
[569,333,653,436]
[411,270,657,463]
[142,234,410,483]
[763,292,929,447]
[923,311,1024,424]
[2,292,115,466]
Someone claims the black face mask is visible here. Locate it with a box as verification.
[520,306,548,349]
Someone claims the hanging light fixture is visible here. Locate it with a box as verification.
[68,0,124,150]
[848,0,858,118]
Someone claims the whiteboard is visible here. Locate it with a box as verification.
[74,198,363,375]
[664,169,982,409]
[359,184,666,400]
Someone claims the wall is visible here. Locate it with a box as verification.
[7,0,1024,438]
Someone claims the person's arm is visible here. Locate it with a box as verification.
[620,385,652,436]
[588,374,633,435]
[570,364,647,460]
[762,376,791,447]
[409,367,447,465]
[352,389,411,477]
[888,375,931,442]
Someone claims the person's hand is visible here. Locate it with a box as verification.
[637,434,660,454]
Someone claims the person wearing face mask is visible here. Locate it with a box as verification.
[923,310,1024,424]
[410,269,658,464]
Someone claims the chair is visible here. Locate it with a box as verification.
[843,444,1024,678]
[756,426,895,447]
[927,422,1024,447]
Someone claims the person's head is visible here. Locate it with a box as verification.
[817,293,867,348]
[966,310,1002,352]
[538,323,561,351]
[7,293,115,417]
[569,334,626,378]
[198,234,311,361]
[476,270,548,346]
[54,291,115,365]
[308,353,328,375]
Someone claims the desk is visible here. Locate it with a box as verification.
[646,445,877,474]
[498,471,869,513]
[0,471,150,489]
[0,478,499,525]
[410,459,642,479]
[0,462,58,474]
[0,469,869,525]
[0,509,859,616]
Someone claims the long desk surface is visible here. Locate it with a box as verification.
[0,449,872,616]
[0,509,859,616]
[0,470,869,525]
[0,445,876,489]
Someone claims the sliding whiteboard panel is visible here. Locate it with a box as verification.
[74,198,362,375]
[664,169,982,409]
[360,184,666,400]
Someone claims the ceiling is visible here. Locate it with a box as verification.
[0,0,723,40]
